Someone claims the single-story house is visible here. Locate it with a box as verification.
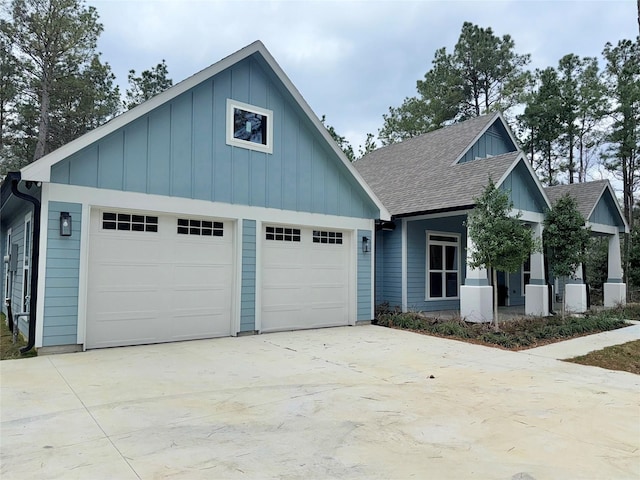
[545,180,628,310]
[353,112,628,321]
[1,41,389,353]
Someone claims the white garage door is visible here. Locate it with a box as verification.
[86,209,234,349]
[261,225,351,332]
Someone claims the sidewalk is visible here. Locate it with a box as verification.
[525,321,640,359]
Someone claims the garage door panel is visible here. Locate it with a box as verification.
[86,209,234,349]
[261,226,351,332]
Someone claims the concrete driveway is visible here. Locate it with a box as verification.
[1,325,639,480]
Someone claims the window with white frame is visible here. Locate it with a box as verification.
[522,255,531,292]
[226,99,273,154]
[4,228,11,302]
[22,214,32,312]
[426,232,460,300]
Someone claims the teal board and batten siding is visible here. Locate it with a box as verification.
[49,55,378,220]
[357,229,372,321]
[240,219,256,332]
[43,202,81,346]
[406,215,468,312]
[500,160,547,214]
[0,202,34,334]
[458,121,516,164]
[376,226,402,308]
[589,193,625,230]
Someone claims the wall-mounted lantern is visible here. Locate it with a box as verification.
[362,236,370,253]
[60,212,72,237]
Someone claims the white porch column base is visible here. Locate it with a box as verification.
[525,284,549,317]
[604,283,626,307]
[564,284,587,313]
[460,285,493,323]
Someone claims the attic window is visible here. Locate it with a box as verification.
[226,99,273,154]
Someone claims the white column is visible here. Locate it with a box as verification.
[525,223,549,316]
[565,263,587,313]
[604,231,626,307]
[460,232,493,323]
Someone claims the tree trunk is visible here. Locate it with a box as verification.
[33,77,51,161]
[492,268,499,330]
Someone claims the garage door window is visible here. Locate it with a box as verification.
[177,219,223,236]
[265,226,300,242]
[102,212,158,232]
[313,230,343,245]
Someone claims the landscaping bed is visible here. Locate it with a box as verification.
[0,312,37,360]
[375,303,638,351]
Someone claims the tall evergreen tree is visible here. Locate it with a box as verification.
[379,22,530,145]
[8,0,106,162]
[518,68,564,185]
[125,60,173,110]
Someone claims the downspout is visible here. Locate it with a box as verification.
[8,172,40,354]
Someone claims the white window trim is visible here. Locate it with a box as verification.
[226,99,273,154]
[4,227,11,302]
[425,231,461,301]
[22,213,32,313]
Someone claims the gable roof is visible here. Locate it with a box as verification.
[545,180,628,231]
[18,41,389,220]
[354,112,537,217]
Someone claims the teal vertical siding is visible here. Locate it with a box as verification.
[240,219,256,332]
[589,194,620,227]
[357,229,372,321]
[375,230,384,304]
[0,202,34,335]
[458,121,516,164]
[379,225,403,308]
[43,202,81,346]
[406,215,467,312]
[49,55,379,220]
[500,160,547,213]
[508,269,525,306]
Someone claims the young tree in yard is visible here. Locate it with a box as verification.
[543,194,591,318]
[466,180,538,328]
[125,60,173,110]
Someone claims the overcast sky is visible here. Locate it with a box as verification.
[89,0,637,156]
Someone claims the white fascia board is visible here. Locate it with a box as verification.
[403,209,472,222]
[257,45,390,221]
[452,111,522,166]
[496,154,552,210]
[511,209,544,223]
[587,221,620,235]
[21,41,267,183]
[21,40,391,222]
[45,183,375,230]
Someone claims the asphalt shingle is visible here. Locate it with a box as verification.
[354,113,520,216]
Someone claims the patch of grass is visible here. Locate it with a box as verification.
[0,312,37,360]
[375,303,630,351]
[565,340,640,374]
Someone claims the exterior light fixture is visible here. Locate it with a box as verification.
[362,236,370,253]
[60,212,72,237]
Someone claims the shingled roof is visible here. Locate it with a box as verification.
[354,112,521,217]
[545,180,610,220]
